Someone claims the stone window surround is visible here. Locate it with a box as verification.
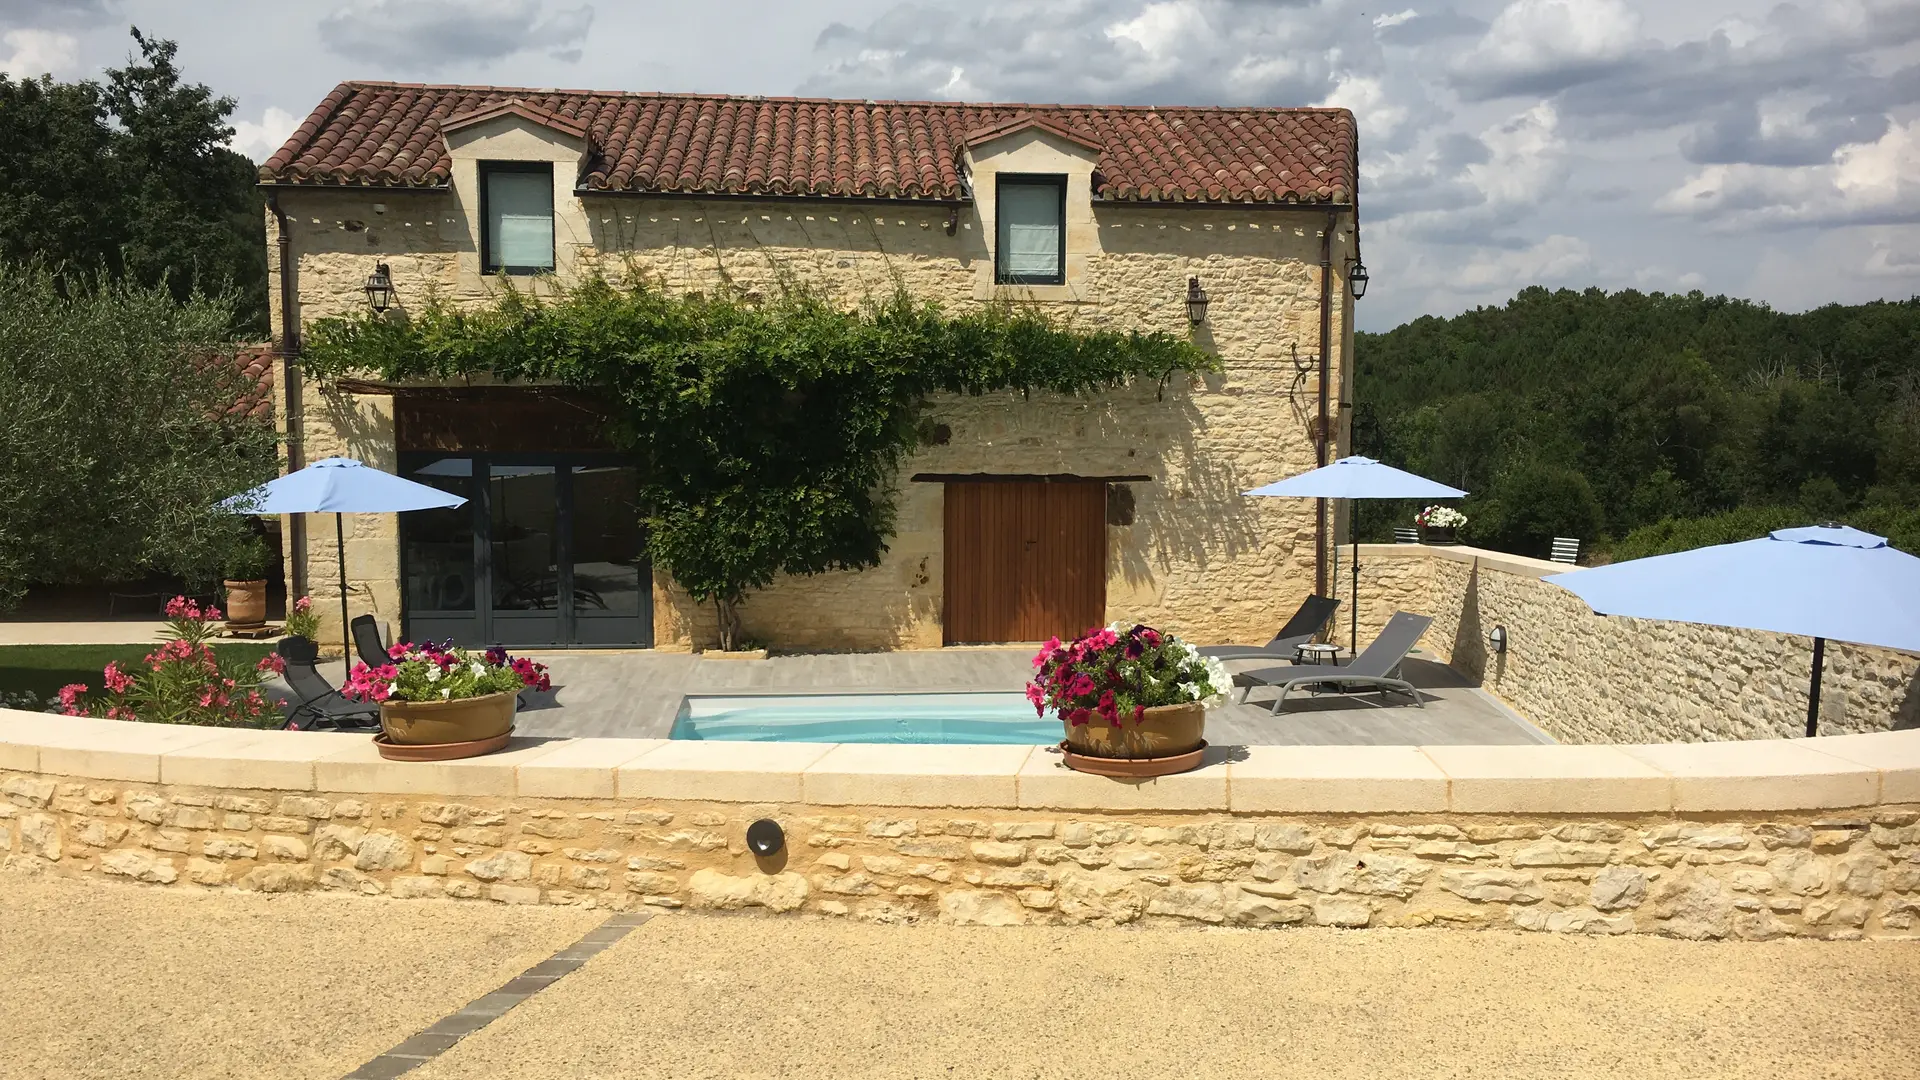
[992,172,1068,286]
[478,160,557,275]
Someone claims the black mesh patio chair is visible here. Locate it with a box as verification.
[278,653,380,733]
[1197,595,1340,662]
[1233,611,1434,713]
[350,614,390,670]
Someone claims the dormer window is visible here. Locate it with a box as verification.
[481,162,555,274]
[995,174,1066,285]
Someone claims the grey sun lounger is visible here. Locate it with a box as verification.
[1233,611,1434,713]
[1196,595,1340,662]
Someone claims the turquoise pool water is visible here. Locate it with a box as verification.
[670,692,1057,744]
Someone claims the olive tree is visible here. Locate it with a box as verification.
[0,266,277,609]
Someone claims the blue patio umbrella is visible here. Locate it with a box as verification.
[1547,524,1920,736]
[221,458,466,664]
[1244,456,1468,652]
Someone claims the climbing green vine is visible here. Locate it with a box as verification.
[303,276,1216,648]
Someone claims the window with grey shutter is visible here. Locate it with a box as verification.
[994,175,1066,285]
[482,163,555,274]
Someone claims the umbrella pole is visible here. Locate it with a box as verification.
[1350,499,1360,654]
[1806,636,1825,738]
[337,513,352,673]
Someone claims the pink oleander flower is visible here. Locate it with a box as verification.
[256,653,287,675]
[205,606,223,622]
[102,661,135,694]
[293,596,312,614]
[57,683,89,716]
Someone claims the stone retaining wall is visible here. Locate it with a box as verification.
[6,713,1920,940]
[1347,545,1920,743]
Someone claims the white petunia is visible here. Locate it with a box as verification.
[424,665,441,683]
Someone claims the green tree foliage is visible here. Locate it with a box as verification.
[0,267,278,610]
[1354,287,1920,557]
[0,30,265,334]
[303,276,1216,647]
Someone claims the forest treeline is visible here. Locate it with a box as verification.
[1352,286,1920,559]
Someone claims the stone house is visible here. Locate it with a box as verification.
[258,83,1362,652]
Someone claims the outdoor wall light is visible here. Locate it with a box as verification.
[1185,276,1210,324]
[746,818,785,857]
[1348,259,1370,299]
[364,262,394,313]
[1487,625,1508,654]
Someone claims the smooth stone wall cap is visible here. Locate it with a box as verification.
[617,740,832,803]
[1621,740,1880,811]
[17,713,228,783]
[1016,745,1230,811]
[1422,744,1671,813]
[1228,745,1449,813]
[315,736,570,795]
[803,743,1033,808]
[160,729,366,790]
[0,708,49,771]
[1805,730,1920,803]
[516,738,665,799]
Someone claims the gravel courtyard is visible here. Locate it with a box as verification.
[3,874,1916,1080]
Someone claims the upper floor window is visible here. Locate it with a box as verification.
[995,174,1065,285]
[482,162,555,274]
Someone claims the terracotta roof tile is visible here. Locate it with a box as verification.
[261,82,1356,205]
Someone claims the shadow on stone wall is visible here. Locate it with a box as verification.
[1447,564,1488,685]
[1115,374,1263,592]
[1896,667,1920,730]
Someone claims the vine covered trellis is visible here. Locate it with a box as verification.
[302,276,1216,648]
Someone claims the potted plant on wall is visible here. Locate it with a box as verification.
[1028,623,1230,778]
[222,537,272,628]
[344,642,551,761]
[1415,505,1467,545]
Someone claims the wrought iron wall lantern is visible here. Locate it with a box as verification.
[364,262,394,313]
[1185,276,1210,324]
[1348,259,1369,299]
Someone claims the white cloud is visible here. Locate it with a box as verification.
[1384,233,1594,314]
[1452,0,1643,98]
[317,0,594,70]
[1320,73,1407,144]
[230,107,299,164]
[0,29,78,79]
[1467,101,1565,207]
[1658,120,1920,229]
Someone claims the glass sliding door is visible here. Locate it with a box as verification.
[487,463,561,647]
[401,457,480,645]
[570,464,650,644]
[399,454,652,648]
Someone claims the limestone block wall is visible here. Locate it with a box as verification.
[6,715,1919,940]
[1349,545,1920,743]
[8,775,1919,940]
[266,190,1355,650]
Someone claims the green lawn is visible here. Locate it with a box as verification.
[0,643,276,710]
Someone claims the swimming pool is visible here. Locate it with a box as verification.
[670,692,1059,744]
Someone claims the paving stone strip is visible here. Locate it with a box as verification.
[343,911,653,1080]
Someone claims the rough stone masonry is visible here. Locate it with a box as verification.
[5,772,1918,941]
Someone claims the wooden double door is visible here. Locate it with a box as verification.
[943,480,1106,644]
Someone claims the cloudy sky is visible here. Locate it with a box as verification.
[2,0,1915,330]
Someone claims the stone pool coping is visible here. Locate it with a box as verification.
[2,709,1916,814]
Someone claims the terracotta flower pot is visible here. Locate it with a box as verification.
[223,579,269,627]
[1059,699,1205,764]
[379,689,517,748]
